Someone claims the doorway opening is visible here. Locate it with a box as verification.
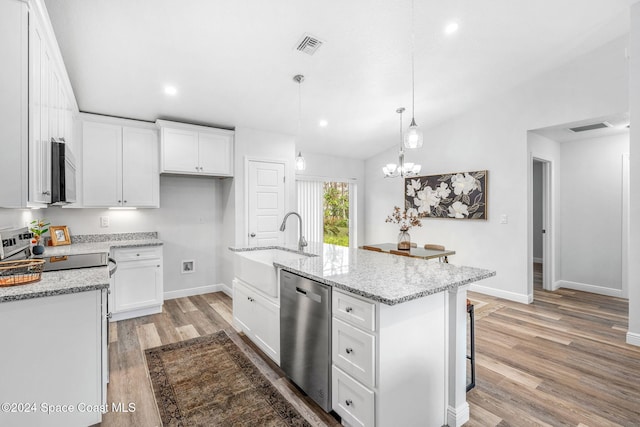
[532,158,552,293]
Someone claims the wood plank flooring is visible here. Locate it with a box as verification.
[102,280,640,427]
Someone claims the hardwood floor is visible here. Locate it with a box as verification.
[102,292,340,427]
[103,284,639,427]
[466,269,640,426]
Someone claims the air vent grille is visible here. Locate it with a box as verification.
[295,34,323,55]
[568,122,611,133]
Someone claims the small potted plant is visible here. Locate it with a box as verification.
[30,219,50,255]
[385,206,422,250]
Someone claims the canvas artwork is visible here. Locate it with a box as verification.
[404,170,487,220]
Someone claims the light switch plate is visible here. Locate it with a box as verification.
[500,214,508,224]
[100,216,110,228]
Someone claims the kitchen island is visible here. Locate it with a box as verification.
[231,243,495,427]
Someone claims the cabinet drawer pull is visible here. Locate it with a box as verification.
[345,307,353,313]
[345,399,353,406]
[106,312,112,319]
[345,347,353,354]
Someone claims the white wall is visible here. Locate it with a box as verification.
[628,1,640,346]
[219,126,296,289]
[559,134,628,296]
[532,161,543,261]
[0,209,36,232]
[295,152,366,246]
[38,175,223,295]
[364,35,629,303]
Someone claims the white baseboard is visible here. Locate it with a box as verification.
[469,283,532,304]
[164,283,232,300]
[555,280,624,298]
[533,257,543,264]
[447,403,470,427]
[626,332,640,347]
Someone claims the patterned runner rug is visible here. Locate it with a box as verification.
[145,330,311,426]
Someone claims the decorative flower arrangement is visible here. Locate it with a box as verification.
[385,206,422,231]
[29,219,50,246]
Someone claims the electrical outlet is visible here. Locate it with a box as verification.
[100,216,110,228]
[500,214,508,224]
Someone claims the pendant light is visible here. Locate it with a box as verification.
[293,74,306,171]
[404,0,423,149]
[382,107,421,178]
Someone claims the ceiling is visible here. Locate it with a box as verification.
[532,113,630,143]
[44,0,635,160]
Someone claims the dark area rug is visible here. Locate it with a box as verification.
[145,330,311,426]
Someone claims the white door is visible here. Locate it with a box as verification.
[248,160,285,246]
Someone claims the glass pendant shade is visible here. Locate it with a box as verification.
[295,151,306,171]
[404,118,423,149]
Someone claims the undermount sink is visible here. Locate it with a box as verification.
[234,249,311,298]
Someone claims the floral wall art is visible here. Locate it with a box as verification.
[404,170,487,220]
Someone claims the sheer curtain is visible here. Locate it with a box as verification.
[296,179,324,245]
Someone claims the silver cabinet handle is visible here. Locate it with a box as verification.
[345,348,353,354]
[345,399,353,406]
[106,312,112,319]
[42,191,51,195]
[250,233,256,238]
[345,307,353,313]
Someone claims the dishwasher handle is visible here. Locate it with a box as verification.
[295,286,322,303]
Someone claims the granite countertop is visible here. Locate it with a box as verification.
[0,232,163,303]
[231,243,495,305]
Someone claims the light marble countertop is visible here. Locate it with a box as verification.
[0,235,163,303]
[230,243,495,305]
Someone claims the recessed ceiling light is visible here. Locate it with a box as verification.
[164,85,177,96]
[319,119,328,127]
[444,22,459,35]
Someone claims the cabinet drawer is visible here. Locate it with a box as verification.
[112,246,161,262]
[332,365,374,427]
[332,318,375,388]
[333,290,376,332]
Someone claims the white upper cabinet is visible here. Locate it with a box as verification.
[0,0,78,208]
[82,116,159,208]
[157,120,234,177]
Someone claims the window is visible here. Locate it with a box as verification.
[297,177,356,248]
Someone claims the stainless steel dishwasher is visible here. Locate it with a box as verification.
[280,270,332,412]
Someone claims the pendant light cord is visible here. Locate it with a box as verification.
[411,0,416,120]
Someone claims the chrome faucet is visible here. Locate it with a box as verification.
[279,211,308,251]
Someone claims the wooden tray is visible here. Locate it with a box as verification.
[0,259,45,287]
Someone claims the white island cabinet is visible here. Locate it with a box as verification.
[332,288,448,427]
[0,289,107,427]
[231,243,495,427]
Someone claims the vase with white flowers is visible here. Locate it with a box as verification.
[29,219,50,255]
[385,206,422,250]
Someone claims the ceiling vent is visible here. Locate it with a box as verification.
[295,34,323,55]
[568,122,612,133]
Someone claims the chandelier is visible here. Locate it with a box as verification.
[382,107,421,178]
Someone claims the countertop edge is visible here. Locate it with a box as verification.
[0,282,109,303]
[274,263,497,306]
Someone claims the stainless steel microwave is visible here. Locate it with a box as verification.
[51,139,77,205]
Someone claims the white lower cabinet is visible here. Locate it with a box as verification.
[110,246,163,321]
[0,290,106,427]
[331,288,448,427]
[332,365,375,427]
[232,279,280,364]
